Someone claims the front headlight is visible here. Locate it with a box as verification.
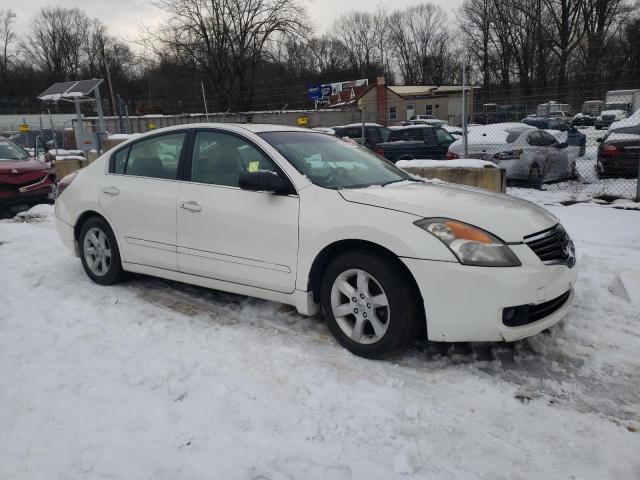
[414,218,521,267]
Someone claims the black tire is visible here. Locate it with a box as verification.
[78,216,127,285]
[570,161,578,180]
[528,163,543,188]
[320,250,424,359]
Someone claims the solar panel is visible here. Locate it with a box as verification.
[37,81,77,99]
[37,79,103,101]
[68,79,103,95]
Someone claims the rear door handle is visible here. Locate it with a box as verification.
[102,186,119,196]
[180,201,202,212]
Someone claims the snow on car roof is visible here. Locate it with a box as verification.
[332,123,383,129]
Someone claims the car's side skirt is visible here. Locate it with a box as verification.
[122,261,318,316]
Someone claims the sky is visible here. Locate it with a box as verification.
[12,0,464,46]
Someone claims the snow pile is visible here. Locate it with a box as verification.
[1,200,639,479]
[397,159,498,169]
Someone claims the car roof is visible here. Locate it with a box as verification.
[391,125,436,130]
[332,123,383,129]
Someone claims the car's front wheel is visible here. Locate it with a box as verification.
[79,216,127,285]
[320,250,424,359]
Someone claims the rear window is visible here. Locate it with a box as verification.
[506,132,522,143]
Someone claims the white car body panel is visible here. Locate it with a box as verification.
[55,123,577,343]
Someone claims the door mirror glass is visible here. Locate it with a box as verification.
[239,171,288,194]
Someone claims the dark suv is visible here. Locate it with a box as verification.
[332,124,390,150]
[372,125,455,163]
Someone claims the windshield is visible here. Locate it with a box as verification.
[258,131,417,189]
[0,140,31,160]
[604,103,629,111]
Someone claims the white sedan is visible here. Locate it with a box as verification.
[55,124,577,359]
[448,124,577,183]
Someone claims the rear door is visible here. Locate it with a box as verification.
[176,129,299,293]
[99,132,188,271]
[540,130,565,180]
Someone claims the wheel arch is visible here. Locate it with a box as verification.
[307,239,423,308]
[73,210,114,242]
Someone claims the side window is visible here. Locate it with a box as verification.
[365,127,380,144]
[191,131,276,187]
[541,131,558,145]
[436,128,454,145]
[113,147,129,174]
[527,131,542,146]
[125,133,186,179]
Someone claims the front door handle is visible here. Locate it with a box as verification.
[180,201,202,213]
[102,186,119,196]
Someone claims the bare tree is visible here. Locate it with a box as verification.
[459,0,492,88]
[541,0,586,89]
[147,0,308,110]
[0,9,16,90]
[388,4,449,85]
[22,7,91,82]
[331,11,382,77]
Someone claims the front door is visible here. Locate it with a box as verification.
[176,130,299,293]
[99,132,188,271]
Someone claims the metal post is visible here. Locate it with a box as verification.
[462,62,469,158]
[636,161,640,202]
[361,107,366,147]
[201,81,210,122]
[49,111,58,153]
[73,99,85,153]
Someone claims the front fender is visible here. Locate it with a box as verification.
[295,186,456,291]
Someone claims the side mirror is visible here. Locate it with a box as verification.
[239,170,290,194]
[596,137,603,143]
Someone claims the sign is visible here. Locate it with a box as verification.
[321,85,332,98]
[19,124,31,133]
[307,84,322,100]
[297,116,308,127]
[147,121,157,130]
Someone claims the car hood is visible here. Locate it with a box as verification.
[0,158,51,184]
[339,181,558,242]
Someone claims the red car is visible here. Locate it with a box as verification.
[0,137,56,216]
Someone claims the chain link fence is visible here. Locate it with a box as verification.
[462,87,640,201]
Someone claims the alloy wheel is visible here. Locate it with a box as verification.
[330,268,390,345]
[83,227,112,276]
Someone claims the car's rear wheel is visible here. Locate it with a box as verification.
[79,217,127,285]
[320,250,424,359]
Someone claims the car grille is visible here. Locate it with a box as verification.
[0,175,49,190]
[502,290,572,327]
[524,224,576,267]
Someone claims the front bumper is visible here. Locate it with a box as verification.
[401,244,578,342]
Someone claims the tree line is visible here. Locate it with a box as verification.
[0,0,639,115]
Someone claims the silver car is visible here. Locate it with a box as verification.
[449,125,576,184]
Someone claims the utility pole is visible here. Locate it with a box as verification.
[201,81,210,122]
[105,63,117,116]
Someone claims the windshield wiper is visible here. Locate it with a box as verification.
[380,178,422,187]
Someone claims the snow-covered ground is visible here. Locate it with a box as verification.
[1,196,639,479]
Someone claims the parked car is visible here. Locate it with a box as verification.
[55,124,577,359]
[521,117,587,156]
[332,123,390,150]
[373,125,455,162]
[0,137,56,216]
[596,126,640,179]
[448,125,577,185]
[571,113,596,127]
[548,111,573,123]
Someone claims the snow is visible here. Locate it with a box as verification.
[397,159,498,169]
[1,200,640,479]
[108,133,140,140]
